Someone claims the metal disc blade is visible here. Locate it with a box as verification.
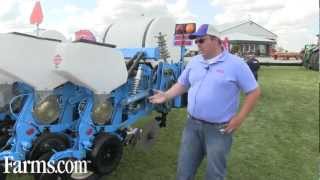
[135,120,160,151]
[71,171,94,180]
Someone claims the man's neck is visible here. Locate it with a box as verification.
[203,48,223,60]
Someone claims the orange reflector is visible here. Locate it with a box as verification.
[185,24,196,33]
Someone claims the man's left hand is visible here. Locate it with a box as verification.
[224,115,244,134]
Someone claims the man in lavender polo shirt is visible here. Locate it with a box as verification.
[149,24,261,180]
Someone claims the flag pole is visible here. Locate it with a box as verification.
[36,24,39,36]
[30,1,43,36]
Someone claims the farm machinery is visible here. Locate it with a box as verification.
[0,32,95,179]
[303,44,319,71]
[0,17,195,179]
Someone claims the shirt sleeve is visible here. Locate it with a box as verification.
[236,61,258,93]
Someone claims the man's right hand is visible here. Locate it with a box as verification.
[148,90,168,104]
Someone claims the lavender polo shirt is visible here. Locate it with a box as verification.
[178,50,258,123]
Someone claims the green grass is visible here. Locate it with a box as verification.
[8,66,319,180]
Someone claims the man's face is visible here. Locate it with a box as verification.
[195,35,219,56]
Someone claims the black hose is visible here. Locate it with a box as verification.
[127,51,145,77]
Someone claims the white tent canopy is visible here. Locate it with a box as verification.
[222,32,274,42]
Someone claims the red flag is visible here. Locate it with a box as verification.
[30,1,43,25]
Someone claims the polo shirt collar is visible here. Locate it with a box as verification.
[200,50,228,65]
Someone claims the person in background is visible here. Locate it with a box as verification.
[246,53,260,80]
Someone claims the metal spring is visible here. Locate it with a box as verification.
[155,32,170,61]
[128,66,143,112]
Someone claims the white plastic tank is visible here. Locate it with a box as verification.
[0,32,67,91]
[0,75,18,108]
[0,73,17,85]
[103,17,180,62]
[54,41,128,94]
[39,30,67,42]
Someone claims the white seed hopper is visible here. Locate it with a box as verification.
[0,32,67,91]
[39,30,67,42]
[54,40,128,95]
[0,72,17,85]
[102,17,180,62]
[0,74,18,108]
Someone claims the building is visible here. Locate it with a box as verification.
[216,20,277,56]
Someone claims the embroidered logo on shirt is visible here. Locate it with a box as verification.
[216,69,224,74]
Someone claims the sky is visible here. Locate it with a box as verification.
[0,0,318,51]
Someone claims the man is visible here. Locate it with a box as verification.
[149,24,261,180]
[246,53,260,80]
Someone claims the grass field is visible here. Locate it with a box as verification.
[8,66,319,180]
